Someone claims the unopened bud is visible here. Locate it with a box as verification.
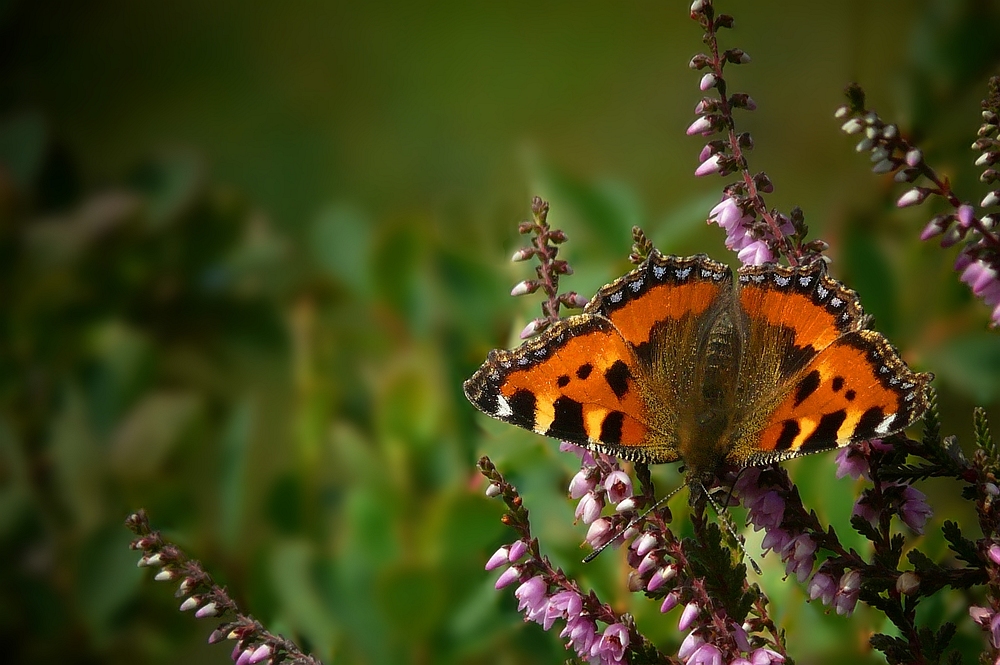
[179,596,200,612]
[699,73,717,91]
[841,119,864,135]
[896,572,920,595]
[834,105,850,119]
[510,280,539,297]
[511,247,534,262]
[905,148,923,167]
[982,191,1000,208]
[896,188,929,208]
[872,159,896,174]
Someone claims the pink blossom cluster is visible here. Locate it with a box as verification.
[488,548,630,665]
[707,197,776,266]
[562,443,636,550]
[734,470,820,583]
[956,251,1000,327]
[659,599,784,665]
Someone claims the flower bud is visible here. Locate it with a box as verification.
[699,73,717,91]
[841,119,863,135]
[896,188,929,208]
[834,105,850,119]
[511,247,534,262]
[896,572,920,595]
[510,280,538,297]
[905,148,923,167]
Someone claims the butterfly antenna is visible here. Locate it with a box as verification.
[582,483,685,564]
[700,481,761,575]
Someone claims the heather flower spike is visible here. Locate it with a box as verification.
[508,196,587,338]
[839,79,1000,326]
[689,0,822,267]
[125,510,323,665]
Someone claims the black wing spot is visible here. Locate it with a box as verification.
[794,369,821,406]
[779,341,816,378]
[775,420,801,451]
[557,375,570,388]
[832,376,845,392]
[845,389,856,401]
[803,409,848,449]
[604,360,632,399]
[508,389,537,430]
[576,363,593,380]
[547,396,586,440]
[599,411,625,445]
[857,406,886,436]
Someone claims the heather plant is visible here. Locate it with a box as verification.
[120,2,1000,665]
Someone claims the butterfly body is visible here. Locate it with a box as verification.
[465,252,932,497]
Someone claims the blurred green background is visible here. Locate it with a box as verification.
[2,1,999,663]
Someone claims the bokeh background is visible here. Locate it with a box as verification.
[2,1,1000,663]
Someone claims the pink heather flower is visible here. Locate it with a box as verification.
[834,569,861,616]
[991,614,1000,649]
[920,217,947,241]
[990,545,1000,565]
[687,643,723,665]
[761,528,792,557]
[542,590,582,630]
[695,154,722,176]
[708,197,744,229]
[633,532,658,558]
[604,470,633,504]
[732,659,753,665]
[678,602,700,631]
[750,648,785,664]
[486,546,510,570]
[699,73,717,91]
[834,446,870,480]
[678,631,706,660]
[646,565,677,592]
[561,614,598,655]
[731,622,751,653]
[687,117,714,136]
[495,565,521,589]
[957,204,975,228]
[699,144,715,162]
[782,534,817,582]
[586,518,613,549]
[660,592,680,613]
[899,485,932,534]
[569,468,596,499]
[737,239,774,266]
[235,648,254,665]
[851,495,878,526]
[515,576,549,622]
[746,490,785,532]
[248,645,271,664]
[508,540,528,562]
[592,623,629,663]
[807,572,837,605]
[575,492,604,524]
[637,551,660,576]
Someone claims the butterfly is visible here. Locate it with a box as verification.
[464,251,932,499]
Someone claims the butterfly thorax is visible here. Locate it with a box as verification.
[645,297,747,492]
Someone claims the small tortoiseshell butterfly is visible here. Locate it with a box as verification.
[464,252,932,498]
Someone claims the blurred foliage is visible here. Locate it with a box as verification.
[0,1,998,664]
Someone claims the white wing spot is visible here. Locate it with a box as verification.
[495,393,513,418]
[901,382,914,390]
[774,275,791,287]
[798,276,812,287]
[517,357,529,366]
[677,267,692,280]
[830,296,843,308]
[751,274,765,283]
[816,285,829,299]
[630,279,643,292]
[875,414,897,436]
[534,348,547,358]
[653,265,666,279]
[610,291,623,303]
